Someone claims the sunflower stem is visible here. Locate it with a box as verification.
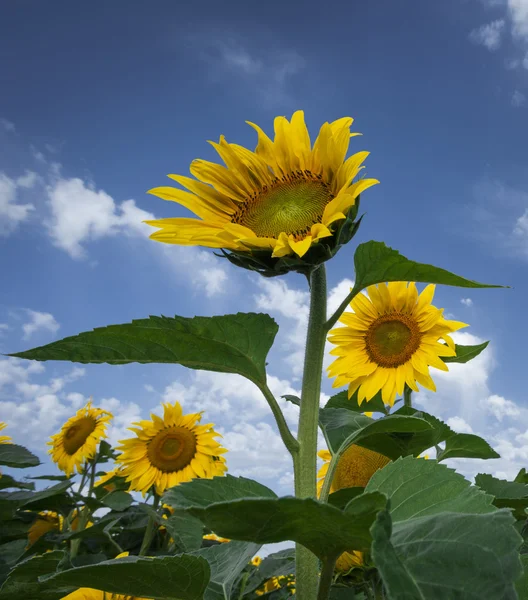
[324,285,360,332]
[139,493,160,556]
[70,458,97,559]
[317,556,337,600]
[403,385,413,408]
[295,264,327,600]
[258,383,299,456]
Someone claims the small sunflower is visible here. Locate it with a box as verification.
[252,556,263,567]
[327,282,468,406]
[256,575,295,596]
[27,511,62,547]
[115,401,227,496]
[0,422,12,444]
[61,553,150,600]
[203,533,230,543]
[335,550,364,573]
[49,401,113,477]
[146,111,378,263]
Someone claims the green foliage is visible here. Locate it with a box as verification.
[10,312,279,385]
[243,549,295,596]
[324,390,387,415]
[43,554,211,600]
[436,432,500,461]
[475,473,528,519]
[442,341,489,363]
[164,512,204,553]
[516,555,528,600]
[0,445,39,469]
[352,241,504,292]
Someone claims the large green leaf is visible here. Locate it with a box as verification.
[42,554,211,600]
[165,512,204,553]
[163,475,277,509]
[194,541,261,600]
[186,491,387,561]
[365,456,495,522]
[2,481,74,514]
[319,409,432,455]
[9,313,278,385]
[372,508,522,600]
[352,241,503,291]
[442,342,489,363]
[516,554,528,600]
[100,490,133,511]
[324,389,387,415]
[437,432,500,461]
[0,551,74,600]
[475,473,528,519]
[0,445,39,469]
[0,475,34,491]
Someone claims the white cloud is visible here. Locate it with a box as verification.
[327,279,355,317]
[461,297,474,307]
[509,0,528,38]
[481,394,521,421]
[0,173,36,236]
[99,396,143,446]
[512,90,527,106]
[469,19,506,49]
[46,177,155,259]
[0,118,15,133]
[22,310,60,340]
[446,416,474,434]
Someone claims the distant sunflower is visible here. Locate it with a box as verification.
[94,467,127,493]
[203,533,230,543]
[327,282,468,406]
[0,422,12,444]
[60,553,150,600]
[115,402,227,496]
[27,511,62,547]
[335,550,364,573]
[146,111,378,259]
[49,401,113,477]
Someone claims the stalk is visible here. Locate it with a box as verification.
[403,385,413,408]
[294,264,327,600]
[139,493,160,556]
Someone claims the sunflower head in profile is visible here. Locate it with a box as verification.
[146,111,378,276]
[318,444,391,575]
[27,510,62,547]
[94,466,128,493]
[327,282,468,406]
[60,553,151,600]
[0,422,12,444]
[115,401,227,496]
[48,401,113,477]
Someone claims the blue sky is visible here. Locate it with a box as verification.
[1,0,528,491]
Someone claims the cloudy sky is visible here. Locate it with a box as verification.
[1,0,528,493]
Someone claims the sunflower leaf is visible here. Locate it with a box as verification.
[475,473,528,519]
[39,554,211,600]
[515,555,528,600]
[0,475,35,491]
[193,541,261,600]
[163,475,277,510]
[0,444,39,469]
[442,341,489,363]
[371,508,522,600]
[99,490,133,512]
[8,312,279,385]
[324,389,387,415]
[437,432,500,461]
[164,512,204,553]
[243,549,296,596]
[353,241,505,291]
[184,492,387,561]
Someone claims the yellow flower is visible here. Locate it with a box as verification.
[335,550,364,572]
[327,283,468,406]
[256,575,295,596]
[252,555,262,567]
[94,467,126,492]
[70,507,93,531]
[203,533,230,543]
[0,422,12,444]
[27,511,62,547]
[61,553,150,600]
[48,400,113,476]
[146,111,378,260]
[115,402,227,496]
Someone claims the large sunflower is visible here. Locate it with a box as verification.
[327,282,468,406]
[48,401,113,477]
[0,422,12,444]
[145,111,378,261]
[115,401,227,496]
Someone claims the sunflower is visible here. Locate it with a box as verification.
[203,533,230,543]
[317,445,390,496]
[115,401,227,496]
[94,467,127,493]
[27,511,62,547]
[327,282,468,406]
[256,575,295,596]
[145,111,378,262]
[335,551,364,573]
[61,553,150,600]
[0,422,12,444]
[252,556,263,567]
[49,401,113,477]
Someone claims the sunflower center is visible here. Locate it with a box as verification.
[365,313,422,368]
[232,171,333,239]
[147,427,197,473]
[334,445,391,490]
[63,417,96,455]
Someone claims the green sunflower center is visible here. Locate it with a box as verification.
[147,427,197,473]
[63,417,96,455]
[333,444,391,490]
[365,313,422,368]
[232,172,333,239]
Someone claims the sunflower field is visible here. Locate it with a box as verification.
[1,112,527,600]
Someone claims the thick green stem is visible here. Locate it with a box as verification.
[258,382,299,456]
[317,556,337,600]
[139,494,160,556]
[403,385,412,408]
[295,265,327,600]
[70,458,97,559]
